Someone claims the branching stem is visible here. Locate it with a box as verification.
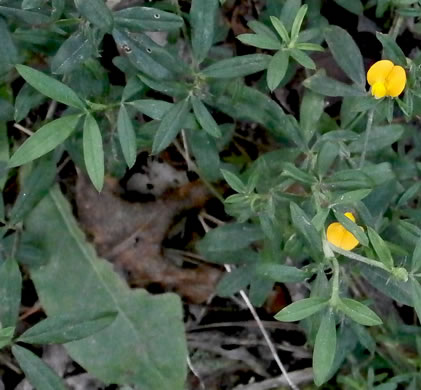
[329,243,390,272]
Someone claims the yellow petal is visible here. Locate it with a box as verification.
[340,231,360,251]
[372,82,387,99]
[327,222,346,248]
[367,60,394,86]
[386,65,406,97]
[327,213,360,251]
[344,212,356,223]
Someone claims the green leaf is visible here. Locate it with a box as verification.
[290,202,322,252]
[349,95,380,113]
[0,98,13,122]
[313,309,337,386]
[331,189,372,206]
[51,0,65,20]
[22,0,44,10]
[237,33,281,50]
[333,210,368,246]
[201,54,271,78]
[338,298,383,326]
[326,169,373,190]
[112,29,174,80]
[267,51,289,91]
[291,4,308,42]
[316,141,339,176]
[9,114,81,167]
[0,193,4,222]
[376,0,390,17]
[270,16,290,43]
[9,157,56,224]
[12,345,68,390]
[0,17,18,73]
[282,162,316,184]
[300,90,324,140]
[367,227,394,268]
[74,0,113,32]
[217,265,255,297]
[51,30,95,74]
[411,279,421,322]
[359,263,412,306]
[83,114,104,192]
[14,83,45,122]
[0,326,15,349]
[25,188,188,389]
[191,96,221,138]
[304,71,366,96]
[117,105,137,168]
[121,76,145,101]
[248,20,279,42]
[397,7,421,17]
[312,208,330,232]
[187,129,220,181]
[249,276,273,307]
[152,98,190,154]
[137,75,189,99]
[348,124,405,153]
[129,99,172,121]
[280,0,301,32]
[190,0,219,63]
[135,32,188,76]
[0,258,22,328]
[221,169,247,193]
[197,223,264,255]
[289,48,315,69]
[274,297,328,322]
[256,263,308,283]
[411,237,421,273]
[18,311,117,344]
[351,322,376,352]
[16,238,47,267]
[295,42,324,51]
[16,65,85,110]
[114,6,183,31]
[333,0,363,14]
[0,5,50,25]
[376,32,406,67]
[324,25,365,86]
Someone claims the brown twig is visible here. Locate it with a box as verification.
[198,215,299,390]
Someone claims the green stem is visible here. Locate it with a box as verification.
[173,0,196,70]
[329,243,391,273]
[330,257,341,304]
[359,108,374,169]
[390,15,404,40]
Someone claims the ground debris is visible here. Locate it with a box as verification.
[75,172,221,303]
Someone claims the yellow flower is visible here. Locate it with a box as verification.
[326,212,360,251]
[367,59,406,99]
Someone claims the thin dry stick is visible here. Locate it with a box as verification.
[233,368,313,390]
[201,211,225,226]
[198,215,299,390]
[173,139,224,202]
[45,100,57,120]
[181,129,194,171]
[187,355,206,390]
[19,302,42,321]
[13,123,34,136]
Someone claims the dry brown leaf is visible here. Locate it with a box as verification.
[76,173,221,303]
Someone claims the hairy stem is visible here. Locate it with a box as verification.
[329,243,391,273]
[359,108,374,169]
[330,257,341,304]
